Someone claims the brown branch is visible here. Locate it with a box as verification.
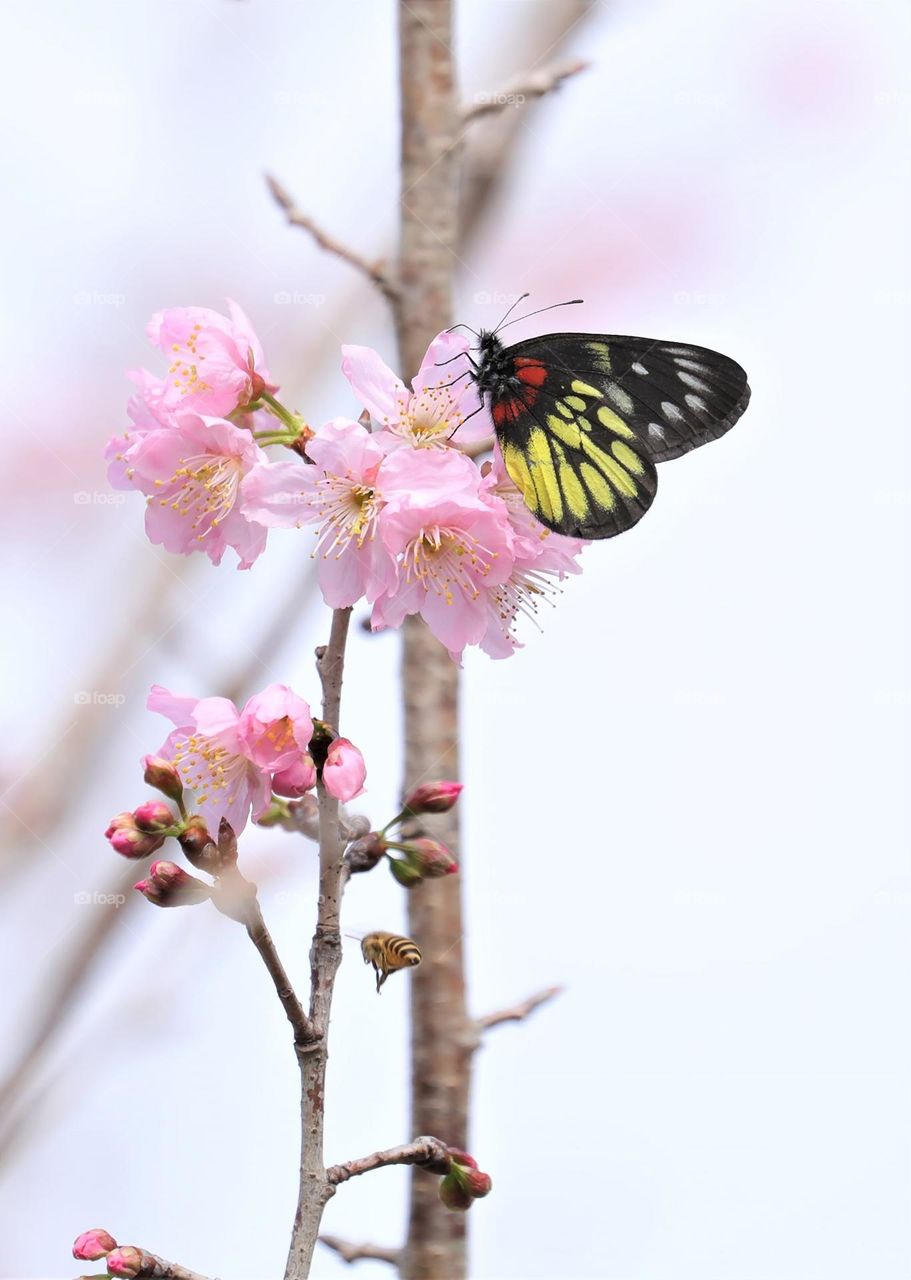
[319,1235,400,1267]
[327,1136,452,1186]
[461,57,589,123]
[242,893,313,1045]
[265,174,400,305]
[283,606,352,1280]
[475,985,563,1035]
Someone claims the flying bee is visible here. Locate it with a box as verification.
[361,932,422,993]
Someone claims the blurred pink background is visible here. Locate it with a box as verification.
[1,1,909,1277]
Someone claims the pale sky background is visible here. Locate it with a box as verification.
[1,1,909,1278]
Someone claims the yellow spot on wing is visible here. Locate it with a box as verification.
[611,440,646,476]
[571,380,603,399]
[581,434,638,498]
[546,414,581,448]
[559,462,589,520]
[527,427,563,523]
[579,463,615,510]
[555,401,574,418]
[596,405,636,439]
[564,395,587,411]
[503,443,538,512]
[584,342,612,373]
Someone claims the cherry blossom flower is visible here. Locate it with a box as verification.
[322,737,366,801]
[342,330,489,448]
[241,417,398,606]
[123,413,268,568]
[237,683,314,773]
[148,686,273,834]
[372,450,515,654]
[137,300,277,418]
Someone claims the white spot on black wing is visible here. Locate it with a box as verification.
[661,401,683,422]
[631,362,648,376]
[678,370,713,393]
[648,422,666,441]
[607,383,634,413]
[684,393,709,413]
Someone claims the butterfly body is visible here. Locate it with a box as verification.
[469,327,750,540]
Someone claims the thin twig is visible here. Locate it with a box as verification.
[461,58,589,123]
[475,985,563,1034]
[327,1136,452,1185]
[242,894,313,1045]
[265,174,400,305]
[318,1236,400,1266]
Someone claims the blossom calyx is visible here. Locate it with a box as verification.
[177,816,219,872]
[391,837,458,879]
[389,857,424,888]
[403,779,463,815]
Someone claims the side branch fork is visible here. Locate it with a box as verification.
[461,57,589,123]
[265,174,400,304]
[474,985,563,1036]
[327,1136,452,1186]
[318,1236,400,1267]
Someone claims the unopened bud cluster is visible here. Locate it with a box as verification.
[352,780,462,887]
[438,1147,493,1212]
[72,1230,152,1274]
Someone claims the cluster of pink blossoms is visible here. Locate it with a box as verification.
[146,681,365,834]
[106,303,585,660]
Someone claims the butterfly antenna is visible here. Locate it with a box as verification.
[445,321,480,338]
[496,298,584,333]
[492,291,531,333]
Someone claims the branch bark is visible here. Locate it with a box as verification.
[327,1136,452,1186]
[242,895,312,1045]
[394,6,472,1278]
[283,607,352,1280]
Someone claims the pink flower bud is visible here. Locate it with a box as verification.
[321,737,366,802]
[106,1246,144,1277]
[105,813,166,860]
[272,753,317,798]
[404,779,463,815]
[391,837,458,879]
[439,1171,474,1211]
[142,754,184,804]
[134,860,212,908]
[464,1168,493,1198]
[133,800,178,833]
[389,857,424,888]
[446,1147,477,1169]
[73,1228,117,1260]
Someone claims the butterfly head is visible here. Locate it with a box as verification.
[473,328,512,397]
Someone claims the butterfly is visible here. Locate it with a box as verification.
[456,296,750,540]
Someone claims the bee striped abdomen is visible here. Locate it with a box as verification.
[361,931,422,993]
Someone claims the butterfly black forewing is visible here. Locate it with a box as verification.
[471,330,750,539]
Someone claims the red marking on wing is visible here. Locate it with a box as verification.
[492,397,524,426]
[514,357,548,387]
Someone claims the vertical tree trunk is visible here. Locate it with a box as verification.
[395,4,470,1278]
